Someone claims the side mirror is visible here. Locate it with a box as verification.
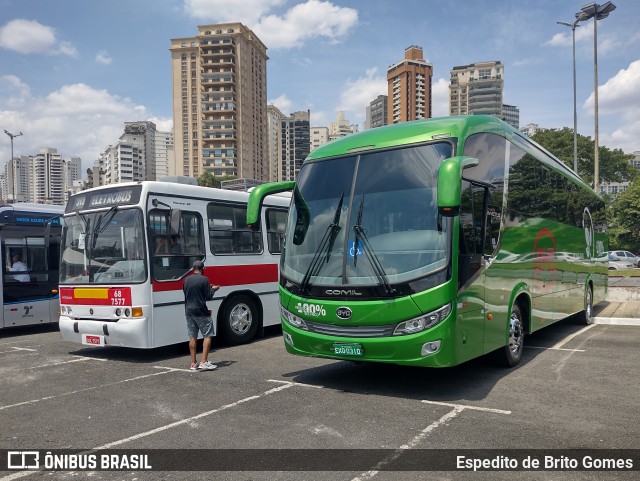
[246,181,295,227]
[437,156,479,217]
[169,209,181,236]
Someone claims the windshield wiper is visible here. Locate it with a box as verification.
[352,195,394,295]
[88,206,118,282]
[299,193,344,293]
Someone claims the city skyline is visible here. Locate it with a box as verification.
[1,0,639,174]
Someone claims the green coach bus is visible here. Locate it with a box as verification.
[247,115,607,367]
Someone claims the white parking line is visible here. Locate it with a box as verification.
[0,371,173,411]
[95,381,302,449]
[526,346,585,352]
[0,347,38,355]
[0,357,91,375]
[551,324,595,349]
[351,400,511,481]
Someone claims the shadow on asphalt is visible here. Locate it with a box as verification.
[65,326,284,364]
[0,322,59,339]
[280,315,593,403]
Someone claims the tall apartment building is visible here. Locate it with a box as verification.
[155,130,175,179]
[95,142,142,186]
[328,111,359,141]
[501,104,520,129]
[449,61,504,117]
[387,46,433,124]
[279,110,310,181]
[266,107,310,181]
[122,121,158,181]
[92,122,174,187]
[267,105,284,182]
[1,148,80,204]
[310,127,329,152]
[365,95,388,130]
[170,23,268,181]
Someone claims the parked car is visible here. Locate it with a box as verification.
[608,250,640,268]
[608,253,635,270]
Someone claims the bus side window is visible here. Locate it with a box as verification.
[459,181,486,287]
[266,208,288,254]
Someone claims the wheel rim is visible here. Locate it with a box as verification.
[508,312,524,355]
[229,303,252,335]
[585,289,593,323]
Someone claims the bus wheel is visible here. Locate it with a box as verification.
[219,295,258,345]
[497,303,524,368]
[581,285,594,325]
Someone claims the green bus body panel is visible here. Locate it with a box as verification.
[268,115,607,368]
[246,181,295,225]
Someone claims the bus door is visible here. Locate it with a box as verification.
[2,233,57,328]
[456,179,503,359]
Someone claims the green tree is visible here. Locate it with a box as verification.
[196,172,238,188]
[531,129,634,186]
[607,178,640,253]
[197,171,217,187]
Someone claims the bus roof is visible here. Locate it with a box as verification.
[307,115,516,160]
[306,114,592,193]
[0,203,65,215]
[66,180,290,213]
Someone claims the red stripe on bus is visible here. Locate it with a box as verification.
[151,263,279,292]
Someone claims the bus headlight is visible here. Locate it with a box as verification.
[280,305,308,330]
[393,303,452,336]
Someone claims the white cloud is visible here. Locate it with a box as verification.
[337,68,386,123]
[0,75,31,108]
[255,0,357,49]
[268,94,294,115]
[183,0,357,50]
[95,50,113,65]
[0,19,76,57]
[184,0,286,24]
[583,60,640,115]
[584,60,640,153]
[432,78,449,118]
[0,79,163,172]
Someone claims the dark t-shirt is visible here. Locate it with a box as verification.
[183,273,215,317]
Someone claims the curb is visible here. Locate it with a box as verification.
[593,317,640,326]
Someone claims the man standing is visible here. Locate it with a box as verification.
[183,260,219,371]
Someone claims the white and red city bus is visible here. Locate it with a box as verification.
[58,179,289,348]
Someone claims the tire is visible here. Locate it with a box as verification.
[219,295,259,345]
[581,285,594,325]
[496,303,525,368]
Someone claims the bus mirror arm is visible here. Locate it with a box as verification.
[247,181,295,226]
[437,156,479,211]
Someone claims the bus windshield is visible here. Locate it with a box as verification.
[282,142,453,289]
[60,207,147,284]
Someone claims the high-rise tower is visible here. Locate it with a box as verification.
[386,46,433,124]
[170,23,268,181]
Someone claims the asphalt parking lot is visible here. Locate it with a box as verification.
[0,317,638,481]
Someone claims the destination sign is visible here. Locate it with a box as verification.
[65,186,142,213]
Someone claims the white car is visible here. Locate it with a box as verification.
[608,253,635,270]
[608,250,640,268]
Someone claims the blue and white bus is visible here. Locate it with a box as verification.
[0,203,64,329]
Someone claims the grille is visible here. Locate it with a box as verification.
[306,320,395,338]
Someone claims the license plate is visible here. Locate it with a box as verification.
[332,343,363,356]
[82,334,105,346]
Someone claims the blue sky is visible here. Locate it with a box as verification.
[1,0,639,173]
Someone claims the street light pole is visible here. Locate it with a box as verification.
[576,1,616,194]
[557,20,581,173]
[4,129,23,203]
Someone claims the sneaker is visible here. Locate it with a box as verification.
[190,362,201,371]
[199,361,217,371]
